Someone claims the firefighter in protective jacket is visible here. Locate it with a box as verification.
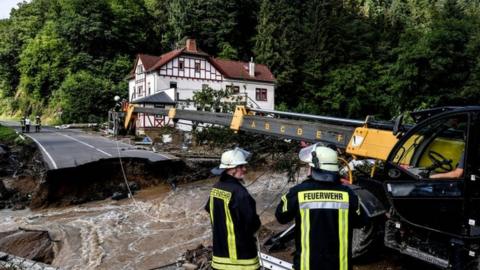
[276,144,365,270]
[205,148,261,270]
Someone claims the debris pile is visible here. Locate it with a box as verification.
[178,244,213,270]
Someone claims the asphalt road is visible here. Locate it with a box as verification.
[1,121,177,170]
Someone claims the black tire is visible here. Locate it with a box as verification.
[352,216,384,259]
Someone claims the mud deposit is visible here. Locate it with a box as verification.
[0,229,55,264]
[31,158,187,208]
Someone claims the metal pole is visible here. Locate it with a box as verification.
[249,108,365,126]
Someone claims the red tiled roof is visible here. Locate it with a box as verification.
[129,46,275,83]
[139,54,161,70]
[211,58,275,83]
[127,54,160,78]
[148,48,184,71]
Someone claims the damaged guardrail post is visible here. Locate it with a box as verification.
[230,105,248,132]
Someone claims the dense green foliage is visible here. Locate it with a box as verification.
[0,0,479,123]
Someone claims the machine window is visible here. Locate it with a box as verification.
[392,114,467,179]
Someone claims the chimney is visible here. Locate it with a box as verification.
[186,39,197,52]
[249,57,255,77]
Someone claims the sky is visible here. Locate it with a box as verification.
[0,0,28,19]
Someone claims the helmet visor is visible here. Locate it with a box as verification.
[298,143,318,164]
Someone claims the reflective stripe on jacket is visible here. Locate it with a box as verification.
[205,173,261,270]
[275,177,363,270]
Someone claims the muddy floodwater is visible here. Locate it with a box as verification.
[0,171,290,269]
[0,171,429,270]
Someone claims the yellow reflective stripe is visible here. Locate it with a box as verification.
[212,255,259,270]
[338,209,349,270]
[299,190,349,203]
[211,188,232,201]
[212,261,259,270]
[209,196,214,224]
[305,209,310,270]
[281,194,288,212]
[212,255,259,265]
[209,188,237,261]
[300,208,310,270]
[225,202,237,260]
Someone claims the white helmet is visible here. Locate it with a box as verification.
[299,143,339,172]
[211,147,251,175]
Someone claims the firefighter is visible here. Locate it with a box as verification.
[24,117,31,133]
[20,117,25,133]
[205,148,261,270]
[35,115,41,132]
[275,144,365,270]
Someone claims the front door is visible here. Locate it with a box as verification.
[467,112,480,237]
[384,112,469,235]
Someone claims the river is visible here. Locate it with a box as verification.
[0,171,290,270]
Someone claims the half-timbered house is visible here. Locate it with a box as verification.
[127,39,275,133]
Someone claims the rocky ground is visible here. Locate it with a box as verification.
[0,137,45,210]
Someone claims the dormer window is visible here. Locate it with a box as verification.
[136,65,144,74]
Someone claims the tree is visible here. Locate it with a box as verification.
[166,0,240,56]
[56,0,115,57]
[384,0,476,114]
[49,71,115,123]
[254,0,303,107]
[16,21,71,116]
[192,86,243,112]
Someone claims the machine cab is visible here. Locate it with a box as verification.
[384,109,478,236]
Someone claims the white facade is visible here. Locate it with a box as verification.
[128,44,275,131]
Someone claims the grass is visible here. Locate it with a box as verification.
[0,124,25,146]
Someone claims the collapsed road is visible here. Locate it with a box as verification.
[0,121,202,210]
[0,121,177,170]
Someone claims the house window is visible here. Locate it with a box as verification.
[136,65,144,74]
[255,88,267,101]
[138,86,144,97]
[154,104,165,109]
[148,82,151,95]
[195,62,201,73]
[226,85,240,94]
[170,82,177,89]
[179,60,184,71]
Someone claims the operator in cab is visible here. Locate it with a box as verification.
[430,151,464,179]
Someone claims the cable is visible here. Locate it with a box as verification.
[115,139,169,224]
[116,134,294,269]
